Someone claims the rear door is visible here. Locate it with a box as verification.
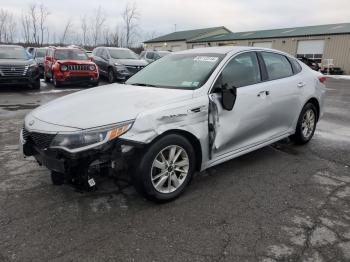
[258,51,304,136]
[209,52,274,159]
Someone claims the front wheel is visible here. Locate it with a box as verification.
[53,75,61,88]
[51,171,64,185]
[133,134,196,202]
[290,103,317,145]
[108,68,115,83]
[44,71,50,83]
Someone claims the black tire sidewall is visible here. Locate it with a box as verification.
[294,103,317,144]
[51,171,64,185]
[134,134,196,202]
[108,69,115,83]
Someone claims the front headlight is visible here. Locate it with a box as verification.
[89,65,96,71]
[61,65,68,71]
[50,121,133,152]
[28,63,38,71]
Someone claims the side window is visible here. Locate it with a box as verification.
[221,52,261,88]
[101,49,108,59]
[289,58,302,74]
[262,52,293,80]
[146,52,154,59]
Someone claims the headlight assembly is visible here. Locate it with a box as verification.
[89,65,96,71]
[60,64,68,72]
[50,121,133,152]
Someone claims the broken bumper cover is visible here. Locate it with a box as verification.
[22,138,144,175]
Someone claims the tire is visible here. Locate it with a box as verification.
[31,78,40,90]
[53,75,61,88]
[133,134,196,202]
[91,80,99,87]
[290,103,317,145]
[108,68,115,83]
[51,171,65,185]
[44,71,50,83]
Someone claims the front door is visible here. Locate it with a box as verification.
[209,52,273,159]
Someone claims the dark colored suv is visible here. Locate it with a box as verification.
[0,45,40,89]
[92,47,148,83]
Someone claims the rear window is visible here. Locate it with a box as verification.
[261,52,293,80]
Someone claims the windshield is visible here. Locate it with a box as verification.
[126,53,224,89]
[108,49,139,59]
[35,48,46,58]
[54,49,89,60]
[0,46,29,60]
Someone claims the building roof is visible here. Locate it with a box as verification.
[189,23,350,43]
[144,26,231,43]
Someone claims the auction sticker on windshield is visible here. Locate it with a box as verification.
[193,56,219,62]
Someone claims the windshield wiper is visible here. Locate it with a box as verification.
[129,83,157,87]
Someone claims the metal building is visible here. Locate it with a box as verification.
[188,23,350,74]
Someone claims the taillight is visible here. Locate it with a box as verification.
[318,76,327,84]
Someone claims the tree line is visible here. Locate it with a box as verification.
[0,2,142,49]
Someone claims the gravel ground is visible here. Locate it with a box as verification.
[0,78,349,262]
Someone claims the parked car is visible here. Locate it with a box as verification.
[44,47,99,87]
[21,47,326,202]
[140,50,171,63]
[26,47,35,56]
[33,47,47,78]
[321,67,344,75]
[0,45,40,89]
[298,57,320,71]
[92,47,148,83]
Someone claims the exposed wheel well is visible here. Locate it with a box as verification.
[306,98,320,121]
[148,130,202,171]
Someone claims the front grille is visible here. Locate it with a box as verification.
[23,128,56,149]
[126,65,144,74]
[0,65,28,76]
[67,64,90,71]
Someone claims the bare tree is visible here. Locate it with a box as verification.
[122,3,139,47]
[60,19,72,45]
[80,15,89,47]
[29,3,39,44]
[0,9,8,43]
[39,4,50,46]
[90,6,106,46]
[4,13,16,43]
[21,11,31,43]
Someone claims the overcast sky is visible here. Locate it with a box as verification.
[1,0,350,43]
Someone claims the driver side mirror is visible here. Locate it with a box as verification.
[222,85,237,111]
[213,74,237,111]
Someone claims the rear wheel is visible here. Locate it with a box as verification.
[108,68,115,83]
[51,171,64,185]
[133,134,196,202]
[290,103,317,145]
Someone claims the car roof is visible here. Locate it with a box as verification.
[104,47,131,51]
[175,46,290,56]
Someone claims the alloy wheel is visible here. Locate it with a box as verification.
[151,145,189,194]
[301,109,315,139]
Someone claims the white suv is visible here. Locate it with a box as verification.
[21,47,326,202]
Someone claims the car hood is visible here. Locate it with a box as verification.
[0,59,33,66]
[31,84,193,130]
[112,58,148,66]
[56,60,95,65]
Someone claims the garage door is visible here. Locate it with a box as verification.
[253,42,273,48]
[297,40,325,64]
[171,45,182,52]
[192,44,207,49]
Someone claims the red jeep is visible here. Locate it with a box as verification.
[44,47,99,87]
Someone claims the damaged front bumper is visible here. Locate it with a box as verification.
[21,130,144,185]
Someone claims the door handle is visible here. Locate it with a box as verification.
[297,82,306,88]
[257,91,270,97]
